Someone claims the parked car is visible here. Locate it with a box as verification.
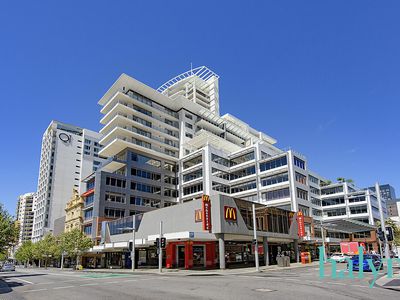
[329,253,350,263]
[0,263,16,272]
[348,254,383,272]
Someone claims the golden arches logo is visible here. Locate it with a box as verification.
[224,206,237,221]
[202,195,210,202]
[195,209,202,222]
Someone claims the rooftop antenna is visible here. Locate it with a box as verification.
[190,62,193,75]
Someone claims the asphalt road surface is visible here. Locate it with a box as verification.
[0,264,398,300]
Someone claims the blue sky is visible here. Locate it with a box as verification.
[1,1,399,214]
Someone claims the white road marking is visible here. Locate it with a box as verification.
[53,286,75,290]
[105,281,119,284]
[79,283,99,286]
[327,282,346,286]
[351,284,368,288]
[123,279,138,282]
[14,278,34,284]
[255,288,274,292]
[285,278,300,281]
[23,288,48,293]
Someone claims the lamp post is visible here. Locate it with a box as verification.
[320,214,328,263]
[252,204,260,272]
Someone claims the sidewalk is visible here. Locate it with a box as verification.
[76,261,321,276]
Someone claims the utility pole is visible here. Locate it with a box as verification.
[376,183,390,258]
[159,221,163,273]
[252,204,260,272]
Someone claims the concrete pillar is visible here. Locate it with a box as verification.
[263,236,269,266]
[294,240,300,263]
[218,234,225,269]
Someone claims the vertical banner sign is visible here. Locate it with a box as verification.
[297,211,305,237]
[202,195,211,232]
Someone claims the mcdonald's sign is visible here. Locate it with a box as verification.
[202,195,211,232]
[194,209,202,222]
[224,206,237,222]
[297,211,305,237]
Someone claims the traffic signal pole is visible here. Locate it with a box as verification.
[159,221,163,273]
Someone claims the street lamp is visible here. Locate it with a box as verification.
[320,213,329,263]
[252,203,260,272]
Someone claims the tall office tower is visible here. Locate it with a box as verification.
[366,184,396,202]
[16,192,36,246]
[32,121,105,242]
[80,66,386,243]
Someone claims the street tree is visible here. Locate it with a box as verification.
[60,228,93,268]
[0,203,19,256]
[35,234,59,268]
[15,241,36,266]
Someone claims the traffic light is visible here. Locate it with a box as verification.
[129,241,133,251]
[154,238,160,248]
[377,228,384,241]
[386,227,394,242]
[160,237,166,249]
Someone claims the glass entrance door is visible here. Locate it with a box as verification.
[193,245,205,268]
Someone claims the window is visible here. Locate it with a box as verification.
[130,196,161,208]
[84,209,93,220]
[260,156,287,172]
[297,188,308,200]
[85,139,91,144]
[84,145,91,150]
[350,206,368,215]
[311,197,321,206]
[183,183,203,196]
[325,208,347,217]
[294,157,305,169]
[295,172,307,184]
[105,177,126,188]
[133,116,152,127]
[262,188,290,201]
[85,194,94,206]
[164,188,178,197]
[321,186,343,195]
[212,168,230,180]
[348,195,366,203]
[83,225,92,235]
[230,165,256,180]
[165,119,179,128]
[183,156,202,169]
[87,180,95,190]
[183,169,203,182]
[130,182,161,194]
[231,180,257,193]
[163,162,177,172]
[131,168,161,181]
[131,153,161,168]
[105,192,126,203]
[185,113,193,120]
[211,154,230,167]
[164,175,178,185]
[104,208,125,218]
[310,187,320,195]
[309,175,319,184]
[298,205,310,216]
[230,151,255,166]
[261,172,288,186]
[185,122,193,129]
[322,197,345,206]
[185,132,193,138]
[212,182,230,194]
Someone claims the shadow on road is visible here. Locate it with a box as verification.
[0,279,23,295]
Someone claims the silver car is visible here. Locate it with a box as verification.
[1,263,16,272]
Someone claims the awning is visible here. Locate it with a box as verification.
[315,219,377,234]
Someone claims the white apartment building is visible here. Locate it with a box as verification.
[16,192,35,246]
[95,66,386,233]
[32,121,105,241]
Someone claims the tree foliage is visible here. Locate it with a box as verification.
[60,228,93,264]
[15,241,36,264]
[34,234,60,267]
[0,203,19,255]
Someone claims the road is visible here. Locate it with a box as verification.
[0,264,398,300]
